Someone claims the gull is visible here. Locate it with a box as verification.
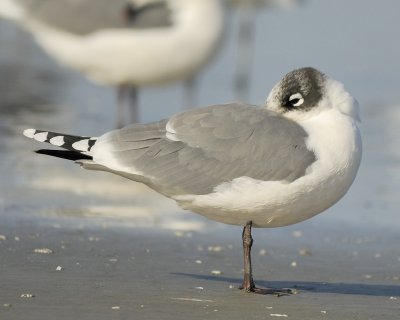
[0,0,224,127]
[23,67,362,294]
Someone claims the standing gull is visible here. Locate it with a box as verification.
[0,0,224,126]
[23,67,362,294]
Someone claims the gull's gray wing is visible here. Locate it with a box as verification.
[90,103,316,196]
[16,0,172,35]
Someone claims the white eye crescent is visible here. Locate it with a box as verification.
[289,93,304,107]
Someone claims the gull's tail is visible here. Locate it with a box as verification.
[23,128,97,160]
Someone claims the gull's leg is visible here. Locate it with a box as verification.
[234,6,255,101]
[128,86,139,124]
[183,76,198,109]
[240,221,256,291]
[239,221,294,296]
[116,85,126,128]
[116,85,139,127]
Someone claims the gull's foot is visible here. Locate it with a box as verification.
[239,284,297,297]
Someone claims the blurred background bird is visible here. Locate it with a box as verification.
[0,0,224,127]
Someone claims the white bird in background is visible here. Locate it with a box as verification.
[0,0,224,127]
[23,68,362,294]
[227,0,305,100]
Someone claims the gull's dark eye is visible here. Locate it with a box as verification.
[284,93,304,108]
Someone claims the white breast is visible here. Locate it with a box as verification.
[174,108,362,228]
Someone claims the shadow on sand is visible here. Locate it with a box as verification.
[173,273,400,297]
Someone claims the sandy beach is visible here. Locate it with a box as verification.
[1,215,399,319]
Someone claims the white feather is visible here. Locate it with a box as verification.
[90,132,143,175]
[166,121,179,141]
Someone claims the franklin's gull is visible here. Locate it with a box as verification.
[23,67,362,294]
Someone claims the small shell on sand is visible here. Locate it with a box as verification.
[34,248,53,254]
[211,270,222,275]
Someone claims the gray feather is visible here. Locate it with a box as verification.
[92,103,316,196]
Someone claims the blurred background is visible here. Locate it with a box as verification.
[0,0,399,234]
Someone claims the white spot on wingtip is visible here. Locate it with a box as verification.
[34,132,48,142]
[72,139,90,152]
[23,129,36,138]
[50,136,65,147]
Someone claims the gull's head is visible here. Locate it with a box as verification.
[265,67,360,122]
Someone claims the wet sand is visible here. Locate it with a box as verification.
[1,218,399,319]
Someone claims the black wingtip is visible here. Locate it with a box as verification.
[35,149,93,161]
